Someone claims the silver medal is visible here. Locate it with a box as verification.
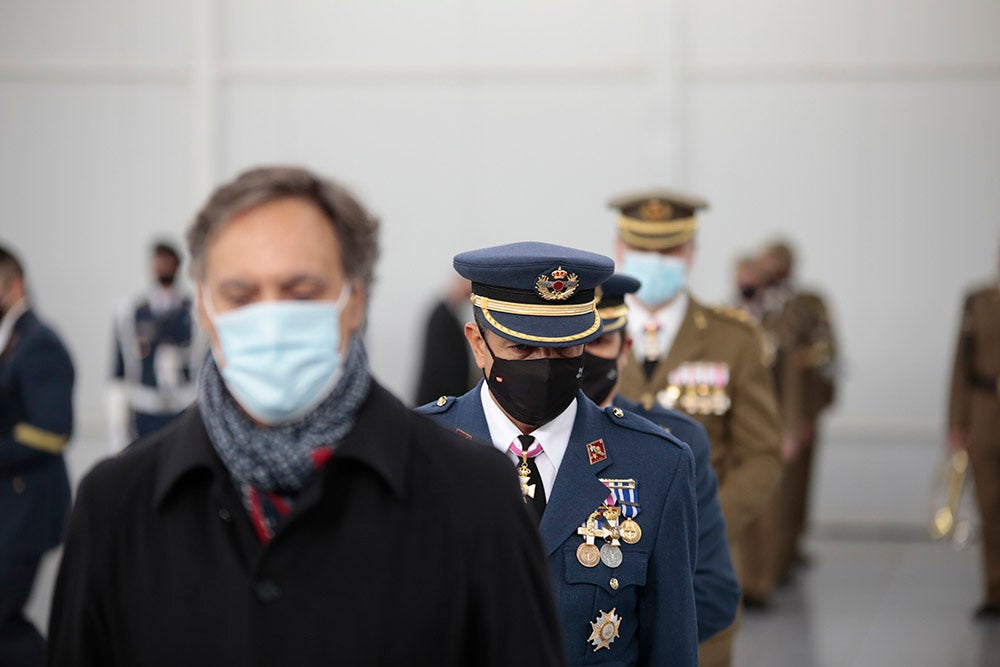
[600,543,623,568]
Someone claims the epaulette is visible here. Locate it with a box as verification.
[602,405,682,449]
[709,304,760,328]
[416,395,456,415]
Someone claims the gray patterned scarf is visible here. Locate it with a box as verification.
[198,336,371,540]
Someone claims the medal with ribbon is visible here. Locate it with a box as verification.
[600,478,642,545]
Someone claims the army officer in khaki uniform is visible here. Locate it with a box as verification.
[739,242,839,605]
[608,189,783,667]
[948,253,1000,620]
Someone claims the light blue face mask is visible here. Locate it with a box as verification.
[204,284,351,425]
[621,250,688,307]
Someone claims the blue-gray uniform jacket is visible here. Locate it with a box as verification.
[0,308,73,559]
[112,293,200,424]
[419,384,699,666]
[614,395,740,642]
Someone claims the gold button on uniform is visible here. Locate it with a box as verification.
[12,477,26,494]
[612,407,624,418]
[436,396,448,407]
[609,577,619,590]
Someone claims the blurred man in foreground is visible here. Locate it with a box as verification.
[49,167,564,666]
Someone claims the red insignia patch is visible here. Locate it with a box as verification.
[586,439,607,465]
[455,428,473,440]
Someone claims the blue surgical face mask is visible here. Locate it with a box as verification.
[204,284,351,425]
[621,250,688,307]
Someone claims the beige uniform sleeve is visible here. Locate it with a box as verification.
[948,294,975,432]
[719,325,783,539]
[793,296,837,421]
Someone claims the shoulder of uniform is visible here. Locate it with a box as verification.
[415,395,457,415]
[700,301,760,331]
[602,405,684,450]
[969,285,998,302]
[791,291,826,308]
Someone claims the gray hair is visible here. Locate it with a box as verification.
[186,166,380,291]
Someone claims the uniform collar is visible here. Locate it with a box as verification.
[153,382,411,509]
[626,291,689,361]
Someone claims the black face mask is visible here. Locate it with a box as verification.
[740,285,757,300]
[580,352,619,406]
[157,274,176,288]
[483,336,583,428]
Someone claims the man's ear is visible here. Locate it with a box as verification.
[342,283,367,334]
[464,322,489,371]
[616,333,633,375]
[196,288,223,366]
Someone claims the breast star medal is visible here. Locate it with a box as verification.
[588,608,622,652]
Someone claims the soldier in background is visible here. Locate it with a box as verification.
[413,274,475,406]
[738,241,838,606]
[608,189,782,667]
[581,274,741,644]
[0,244,74,667]
[108,241,206,450]
[730,255,766,322]
[948,247,1000,620]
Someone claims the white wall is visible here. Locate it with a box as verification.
[2,0,999,526]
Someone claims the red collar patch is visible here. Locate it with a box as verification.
[586,439,607,465]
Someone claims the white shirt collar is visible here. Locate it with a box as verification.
[479,381,576,500]
[0,297,29,353]
[626,291,689,362]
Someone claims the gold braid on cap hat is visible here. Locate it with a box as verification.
[616,215,699,250]
[470,293,602,343]
[597,304,629,333]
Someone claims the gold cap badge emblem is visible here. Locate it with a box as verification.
[535,266,579,301]
[638,198,672,221]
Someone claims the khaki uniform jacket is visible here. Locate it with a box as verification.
[762,290,837,427]
[620,294,782,539]
[949,285,1000,450]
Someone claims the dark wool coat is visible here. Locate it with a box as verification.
[48,382,565,667]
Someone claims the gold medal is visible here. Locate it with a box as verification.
[620,518,642,545]
[576,542,601,568]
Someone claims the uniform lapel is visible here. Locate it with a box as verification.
[539,395,615,557]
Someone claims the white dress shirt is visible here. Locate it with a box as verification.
[626,291,689,362]
[0,297,28,354]
[479,381,576,501]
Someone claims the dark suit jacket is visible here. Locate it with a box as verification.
[413,300,472,406]
[419,386,699,666]
[48,381,565,666]
[0,308,73,559]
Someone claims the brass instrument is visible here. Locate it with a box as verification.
[928,450,970,543]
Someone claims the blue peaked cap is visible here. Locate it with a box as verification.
[453,241,615,347]
[596,274,641,334]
